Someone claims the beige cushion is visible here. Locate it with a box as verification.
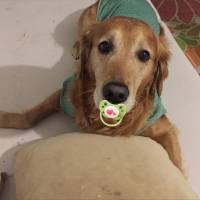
[15,133,198,200]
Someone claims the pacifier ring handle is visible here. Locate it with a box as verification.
[100,113,122,127]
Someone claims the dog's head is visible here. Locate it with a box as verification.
[72,17,170,133]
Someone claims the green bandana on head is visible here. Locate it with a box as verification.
[97,0,160,34]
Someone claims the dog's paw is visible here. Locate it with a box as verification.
[0,111,8,128]
[0,111,16,128]
[0,172,7,192]
[71,41,80,60]
[0,111,14,128]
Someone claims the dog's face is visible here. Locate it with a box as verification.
[80,17,169,113]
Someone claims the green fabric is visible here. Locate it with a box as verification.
[60,74,75,117]
[97,0,160,34]
[60,75,167,132]
[147,89,167,125]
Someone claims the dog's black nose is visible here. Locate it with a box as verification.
[103,82,129,104]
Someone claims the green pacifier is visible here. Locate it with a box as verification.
[99,100,127,127]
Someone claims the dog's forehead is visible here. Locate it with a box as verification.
[95,17,157,43]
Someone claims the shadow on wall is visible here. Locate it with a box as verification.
[0,9,84,138]
[0,10,84,199]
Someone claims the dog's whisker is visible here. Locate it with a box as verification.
[78,89,93,97]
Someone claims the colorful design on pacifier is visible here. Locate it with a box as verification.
[99,100,127,127]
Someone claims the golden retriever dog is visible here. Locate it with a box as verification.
[0,0,183,172]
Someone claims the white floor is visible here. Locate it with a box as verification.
[0,1,200,199]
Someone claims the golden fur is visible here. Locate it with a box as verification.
[0,1,182,173]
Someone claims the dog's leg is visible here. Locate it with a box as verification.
[144,116,183,172]
[0,90,61,129]
[155,127,183,172]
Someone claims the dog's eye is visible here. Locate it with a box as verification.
[137,50,150,62]
[98,41,112,54]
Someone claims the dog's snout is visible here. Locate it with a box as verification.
[103,82,129,104]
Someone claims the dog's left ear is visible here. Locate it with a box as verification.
[72,27,95,128]
[153,26,171,96]
[79,28,94,81]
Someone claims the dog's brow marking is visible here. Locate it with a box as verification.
[131,34,144,52]
[101,29,122,48]
[113,29,122,46]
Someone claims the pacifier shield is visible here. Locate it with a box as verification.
[99,100,127,127]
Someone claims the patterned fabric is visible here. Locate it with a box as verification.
[151,0,200,74]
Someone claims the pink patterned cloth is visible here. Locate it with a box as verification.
[152,0,200,74]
